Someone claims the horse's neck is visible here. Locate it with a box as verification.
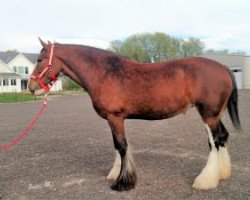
[59,46,104,93]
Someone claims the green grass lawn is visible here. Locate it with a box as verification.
[0,93,38,103]
[0,91,82,103]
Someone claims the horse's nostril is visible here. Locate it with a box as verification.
[29,88,35,94]
[28,84,35,94]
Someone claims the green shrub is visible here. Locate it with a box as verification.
[62,77,83,91]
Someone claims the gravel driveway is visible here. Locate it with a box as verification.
[0,91,249,200]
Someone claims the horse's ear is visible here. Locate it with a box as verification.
[38,37,47,48]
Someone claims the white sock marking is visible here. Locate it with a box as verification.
[107,151,121,181]
[193,124,219,190]
[121,145,135,175]
[218,146,231,180]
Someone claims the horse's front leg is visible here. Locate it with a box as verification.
[107,115,137,191]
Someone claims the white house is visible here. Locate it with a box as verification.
[0,59,21,93]
[0,51,62,93]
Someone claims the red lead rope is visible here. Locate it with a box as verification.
[0,97,48,150]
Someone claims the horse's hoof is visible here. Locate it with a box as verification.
[192,176,219,190]
[111,164,137,191]
[111,180,135,191]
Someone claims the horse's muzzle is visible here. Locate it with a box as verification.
[28,79,44,96]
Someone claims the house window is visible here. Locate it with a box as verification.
[11,79,16,86]
[17,67,24,75]
[3,79,9,86]
[231,69,242,73]
[13,66,17,73]
[25,67,29,74]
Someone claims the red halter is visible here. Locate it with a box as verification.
[30,45,57,93]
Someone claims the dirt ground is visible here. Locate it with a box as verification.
[0,91,249,200]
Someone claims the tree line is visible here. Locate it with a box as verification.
[109,32,204,63]
[109,32,245,63]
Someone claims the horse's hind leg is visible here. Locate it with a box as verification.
[193,116,231,190]
[107,115,137,191]
[215,121,231,181]
[193,120,220,190]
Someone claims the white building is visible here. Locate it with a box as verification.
[201,53,250,89]
[0,59,21,93]
[0,51,62,93]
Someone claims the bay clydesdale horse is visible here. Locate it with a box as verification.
[28,39,240,191]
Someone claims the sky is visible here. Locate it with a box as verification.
[1,0,250,54]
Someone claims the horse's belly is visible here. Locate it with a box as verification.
[127,101,192,120]
[127,111,178,120]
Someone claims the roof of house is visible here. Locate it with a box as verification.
[0,51,19,63]
[22,53,38,64]
[202,53,250,58]
[0,51,38,64]
[0,73,21,77]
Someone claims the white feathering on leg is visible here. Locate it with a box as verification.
[107,151,121,181]
[123,145,135,175]
[193,124,219,190]
[218,146,231,180]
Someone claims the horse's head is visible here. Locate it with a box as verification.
[28,38,62,96]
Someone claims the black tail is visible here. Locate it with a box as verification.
[227,70,241,130]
